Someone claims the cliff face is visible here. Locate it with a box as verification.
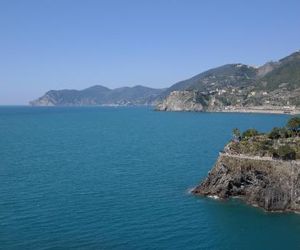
[192,154,300,212]
[156,89,300,113]
[156,91,204,111]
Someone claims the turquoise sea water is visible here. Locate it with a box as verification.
[1,106,300,250]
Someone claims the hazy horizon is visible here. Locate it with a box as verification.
[1,0,300,105]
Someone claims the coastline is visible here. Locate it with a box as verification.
[25,103,300,115]
[217,106,300,115]
[156,108,300,115]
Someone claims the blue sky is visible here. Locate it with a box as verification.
[1,0,300,104]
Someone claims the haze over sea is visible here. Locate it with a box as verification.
[1,106,300,249]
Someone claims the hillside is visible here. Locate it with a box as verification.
[31,51,300,109]
[30,85,164,106]
[162,63,257,97]
[157,51,300,112]
[257,51,300,92]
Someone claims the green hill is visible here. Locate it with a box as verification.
[158,51,300,111]
[162,64,257,97]
[30,85,164,106]
[258,51,300,91]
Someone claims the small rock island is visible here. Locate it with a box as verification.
[192,117,300,212]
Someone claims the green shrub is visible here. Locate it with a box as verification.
[268,127,281,139]
[268,127,291,139]
[287,116,300,133]
[242,129,259,139]
[272,145,296,160]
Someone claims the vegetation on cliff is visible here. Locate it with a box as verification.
[229,117,300,160]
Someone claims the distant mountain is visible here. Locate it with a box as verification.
[30,85,164,106]
[162,51,300,94]
[31,51,300,110]
[157,51,300,112]
[258,51,300,91]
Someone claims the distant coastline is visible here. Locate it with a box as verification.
[216,106,300,115]
[27,103,300,115]
[30,51,300,111]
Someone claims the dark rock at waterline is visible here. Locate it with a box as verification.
[192,154,300,212]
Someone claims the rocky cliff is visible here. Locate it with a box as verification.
[192,121,300,212]
[156,91,204,111]
[155,90,222,112]
[192,153,300,212]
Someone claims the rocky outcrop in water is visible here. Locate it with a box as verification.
[193,121,300,212]
[192,153,300,212]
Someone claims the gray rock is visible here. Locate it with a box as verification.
[156,90,212,112]
[192,154,300,212]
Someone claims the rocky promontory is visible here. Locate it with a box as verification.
[155,90,221,112]
[193,153,300,211]
[192,118,300,212]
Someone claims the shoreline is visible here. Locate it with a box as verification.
[7,105,300,115]
[156,107,300,115]
[217,107,300,115]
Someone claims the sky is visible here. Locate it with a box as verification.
[0,0,300,104]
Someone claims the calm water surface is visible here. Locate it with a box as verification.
[1,106,299,249]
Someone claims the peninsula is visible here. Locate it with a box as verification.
[192,117,300,212]
[30,85,164,106]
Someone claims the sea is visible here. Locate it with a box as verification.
[1,106,300,250]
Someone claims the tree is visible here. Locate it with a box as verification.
[286,116,300,135]
[242,128,259,139]
[268,127,290,139]
[232,128,241,139]
[268,127,281,139]
[272,145,296,160]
